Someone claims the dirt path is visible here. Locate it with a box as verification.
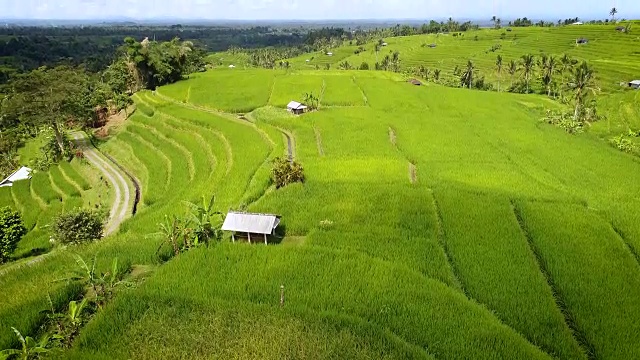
[72,132,131,235]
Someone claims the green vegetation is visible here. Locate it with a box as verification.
[51,209,105,245]
[0,207,27,263]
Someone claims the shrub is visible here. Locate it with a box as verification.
[359,62,370,70]
[52,209,105,245]
[271,157,305,189]
[610,134,638,154]
[0,207,27,263]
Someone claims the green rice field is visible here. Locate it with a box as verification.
[2,24,640,360]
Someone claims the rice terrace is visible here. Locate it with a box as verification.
[0,1,640,359]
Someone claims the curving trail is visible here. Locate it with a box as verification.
[72,132,131,235]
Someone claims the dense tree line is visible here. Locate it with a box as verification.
[0,37,204,177]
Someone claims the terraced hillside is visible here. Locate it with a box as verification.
[0,67,634,357]
[15,69,629,359]
[0,157,111,262]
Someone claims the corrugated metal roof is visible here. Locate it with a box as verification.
[287,101,307,110]
[0,167,32,187]
[222,211,280,234]
[630,80,640,85]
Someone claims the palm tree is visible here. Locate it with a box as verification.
[610,7,618,22]
[540,55,560,97]
[495,55,503,92]
[460,60,475,89]
[303,92,319,111]
[567,61,599,120]
[508,60,517,89]
[519,54,536,93]
[559,54,578,98]
[433,69,441,81]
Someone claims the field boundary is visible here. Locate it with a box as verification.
[511,200,595,359]
[608,222,640,270]
[313,126,325,156]
[352,76,369,106]
[430,193,466,293]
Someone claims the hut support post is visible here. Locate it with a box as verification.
[264,233,267,245]
[248,233,251,244]
[232,233,235,243]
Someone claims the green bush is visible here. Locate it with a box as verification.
[52,209,105,245]
[0,206,27,263]
[271,157,304,189]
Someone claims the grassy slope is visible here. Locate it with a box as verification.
[2,33,640,358]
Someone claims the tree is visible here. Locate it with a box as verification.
[184,195,223,247]
[51,209,104,245]
[0,328,51,360]
[3,66,109,153]
[433,69,441,81]
[495,55,503,92]
[567,61,599,120]
[519,54,536,93]
[390,51,401,72]
[303,92,319,111]
[540,54,560,97]
[610,7,618,22]
[272,157,305,189]
[559,54,578,98]
[508,60,517,88]
[460,60,475,89]
[0,207,26,263]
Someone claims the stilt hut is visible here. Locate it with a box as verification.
[222,211,281,245]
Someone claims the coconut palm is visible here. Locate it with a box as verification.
[460,60,475,89]
[508,60,517,88]
[539,54,560,97]
[567,61,599,120]
[559,54,578,98]
[519,54,536,93]
[610,7,618,22]
[495,55,503,91]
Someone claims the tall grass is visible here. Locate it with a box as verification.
[59,161,91,190]
[10,180,41,230]
[516,201,640,359]
[0,188,15,210]
[49,166,81,198]
[30,172,62,204]
[435,188,585,359]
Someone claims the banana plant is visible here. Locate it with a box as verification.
[0,328,50,360]
[67,298,88,328]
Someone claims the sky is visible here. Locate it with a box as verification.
[1,0,638,21]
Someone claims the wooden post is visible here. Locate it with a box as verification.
[280,285,285,307]
[264,233,268,245]
[232,233,235,243]
[248,233,251,244]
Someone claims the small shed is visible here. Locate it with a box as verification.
[616,26,627,32]
[326,52,333,56]
[408,79,422,86]
[382,42,388,46]
[287,101,308,115]
[428,43,437,48]
[572,22,583,25]
[228,64,236,68]
[576,38,588,45]
[506,28,513,32]
[222,211,281,244]
[630,80,640,89]
[0,167,32,188]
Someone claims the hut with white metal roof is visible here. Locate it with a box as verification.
[222,211,281,244]
[0,167,32,188]
[287,101,308,115]
[629,80,640,89]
